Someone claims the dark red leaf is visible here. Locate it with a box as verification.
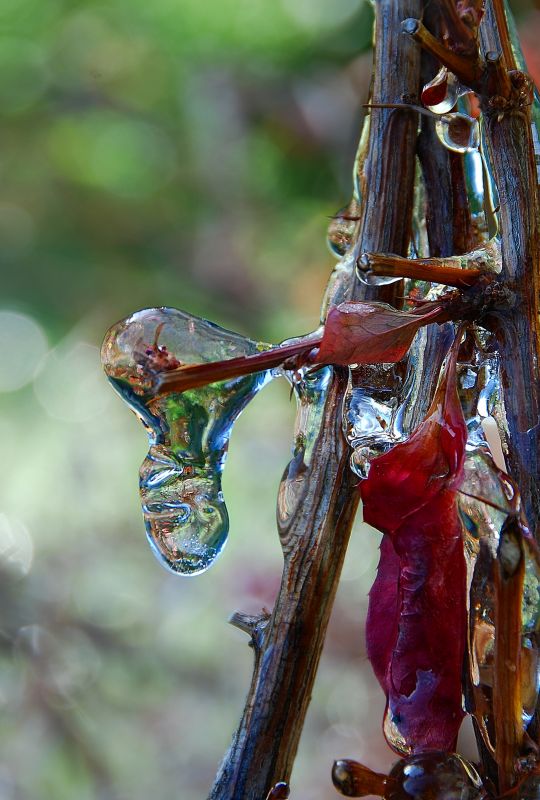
[366,534,400,689]
[315,302,443,367]
[361,334,467,754]
[421,74,449,108]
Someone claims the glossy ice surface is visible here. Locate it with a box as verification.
[102,307,273,574]
[385,753,483,800]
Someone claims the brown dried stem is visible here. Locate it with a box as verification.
[401,17,484,88]
[156,337,321,395]
[359,251,483,287]
[479,2,540,539]
[437,0,480,54]
[493,520,525,792]
[207,1,423,797]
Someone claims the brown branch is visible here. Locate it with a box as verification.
[479,2,540,540]
[401,17,484,89]
[207,1,423,796]
[449,151,480,253]
[359,252,483,287]
[493,519,525,792]
[156,337,321,395]
[437,0,480,55]
[417,3,455,259]
[490,0,517,69]
[359,237,500,288]
[485,50,513,99]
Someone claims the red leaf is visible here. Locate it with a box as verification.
[366,535,400,689]
[361,334,467,754]
[421,74,449,108]
[315,302,443,366]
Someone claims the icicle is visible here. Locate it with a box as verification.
[102,308,274,575]
[342,363,404,479]
[277,363,331,530]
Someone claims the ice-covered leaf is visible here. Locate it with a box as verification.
[315,302,443,367]
[361,334,467,753]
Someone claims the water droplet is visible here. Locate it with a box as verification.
[435,113,479,154]
[356,252,401,288]
[102,307,273,575]
[327,199,361,257]
[0,310,47,392]
[265,782,290,800]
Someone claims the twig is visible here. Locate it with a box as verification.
[493,519,525,791]
[437,0,480,55]
[401,18,484,88]
[479,1,540,539]
[359,252,482,287]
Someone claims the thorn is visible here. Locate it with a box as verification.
[229,610,271,652]
[265,782,290,799]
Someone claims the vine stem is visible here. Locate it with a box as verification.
[478,1,540,540]
[207,1,423,797]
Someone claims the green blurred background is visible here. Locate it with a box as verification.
[1,1,539,798]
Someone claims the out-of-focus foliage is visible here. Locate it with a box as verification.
[1,1,539,798]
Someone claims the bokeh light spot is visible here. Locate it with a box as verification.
[34,340,110,422]
[47,112,177,199]
[0,514,34,577]
[280,0,364,32]
[0,310,47,392]
[0,38,48,114]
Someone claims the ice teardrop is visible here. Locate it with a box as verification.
[327,199,361,258]
[101,307,273,575]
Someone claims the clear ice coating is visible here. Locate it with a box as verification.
[356,253,402,288]
[277,364,331,530]
[101,307,273,575]
[456,334,540,741]
[422,66,468,115]
[327,198,361,258]
[320,249,356,321]
[343,323,455,479]
[342,363,404,479]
